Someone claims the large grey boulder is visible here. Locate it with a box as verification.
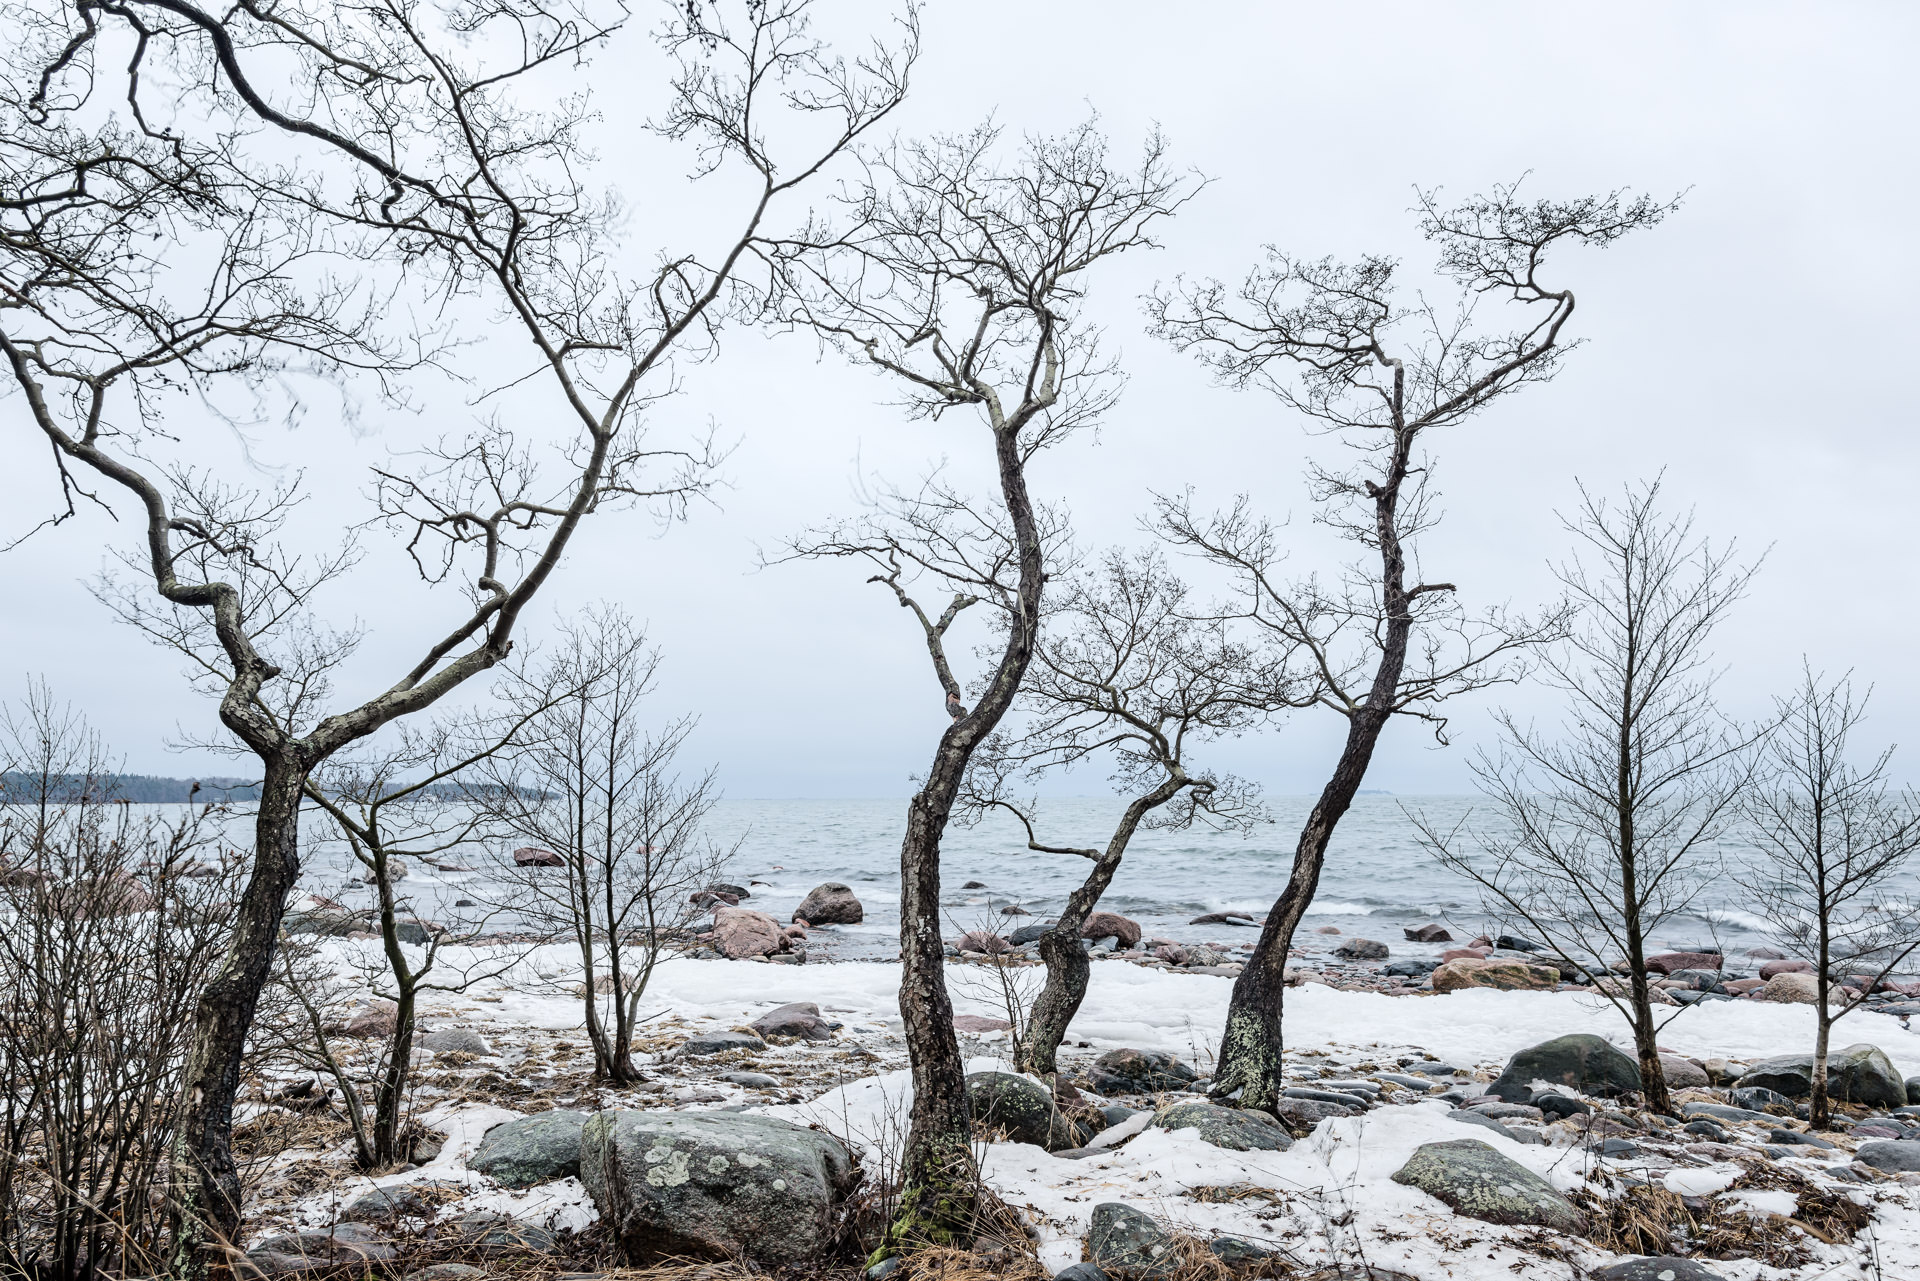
[1908,1074,1920,1104]
[1086,1203,1176,1280]
[967,1071,1088,1151]
[1486,1033,1640,1103]
[470,1110,589,1189]
[1086,1048,1197,1095]
[1854,1140,1920,1174]
[419,1027,492,1056]
[1733,1044,1906,1109]
[1589,1259,1727,1281]
[1389,1139,1585,1232]
[580,1110,857,1265]
[1152,1102,1291,1152]
[751,1001,839,1041]
[792,882,863,925]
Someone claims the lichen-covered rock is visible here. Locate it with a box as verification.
[1487,1033,1640,1103]
[470,1110,590,1189]
[579,1110,857,1264]
[1152,1102,1291,1152]
[1431,958,1559,993]
[966,1071,1087,1151]
[791,882,862,925]
[1389,1139,1584,1231]
[1589,1258,1727,1281]
[1081,911,1143,949]
[1734,1044,1906,1108]
[1086,1203,1176,1280]
[750,1001,838,1041]
[1087,1048,1198,1095]
[712,906,785,959]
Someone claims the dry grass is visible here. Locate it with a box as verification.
[1569,1168,1871,1271]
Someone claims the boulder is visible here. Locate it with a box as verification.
[1086,1203,1177,1280]
[342,1000,399,1040]
[749,1002,838,1042]
[470,1110,590,1188]
[340,1182,456,1223]
[1087,1048,1198,1095]
[1081,912,1142,949]
[1008,922,1054,946]
[712,906,785,959]
[791,882,862,925]
[1389,1139,1584,1232]
[1658,1055,1710,1089]
[1152,1102,1291,1152]
[1431,958,1559,993]
[954,929,1011,954]
[1757,971,1843,1005]
[1587,1258,1728,1281]
[419,1027,492,1056]
[512,846,563,867]
[579,1110,857,1264]
[1855,1140,1920,1173]
[1733,1044,1906,1108]
[967,1071,1087,1151]
[1439,947,1491,962]
[1760,959,1812,980]
[1487,1034,1640,1103]
[1644,951,1722,974]
[1908,1074,1920,1105]
[684,1030,768,1056]
[1333,938,1389,960]
[1404,923,1453,943]
[1385,958,1439,977]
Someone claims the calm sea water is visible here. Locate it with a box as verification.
[296,795,1845,963]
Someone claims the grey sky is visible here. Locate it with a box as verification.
[7,1,1917,797]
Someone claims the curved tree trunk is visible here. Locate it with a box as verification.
[169,753,308,1278]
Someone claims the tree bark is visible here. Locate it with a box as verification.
[371,850,418,1168]
[169,753,309,1277]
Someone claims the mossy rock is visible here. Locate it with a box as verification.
[1390,1138,1584,1232]
[1152,1102,1292,1152]
[966,1071,1088,1151]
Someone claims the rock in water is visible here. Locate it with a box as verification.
[1734,1044,1906,1108]
[1431,958,1559,993]
[1333,938,1389,960]
[512,846,563,867]
[1152,1102,1291,1151]
[791,882,862,925]
[1087,1048,1198,1094]
[711,905,785,958]
[1590,1258,1727,1281]
[1404,923,1453,943]
[1086,1203,1176,1280]
[749,1001,839,1041]
[579,1110,857,1265]
[966,1071,1087,1151]
[1390,1139,1585,1231]
[1487,1033,1640,1103]
[470,1110,590,1189]
[1081,911,1142,949]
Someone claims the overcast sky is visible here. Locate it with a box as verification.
[7,1,1918,798]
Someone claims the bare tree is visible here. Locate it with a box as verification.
[1739,668,1920,1128]
[1147,182,1670,1113]
[1421,480,1761,1116]
[5,0,911,1264]
[473,608,728,1083]
[0,684,238,1281]
[772,121,1192,1248]
[958,548,1293,1079]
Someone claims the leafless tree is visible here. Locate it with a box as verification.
[772,120,1193,1249]
[5,0,911,1264]
[1147,182,1671,1113]
[472,608,729,1083]
[0,684,238,1281]
[957,548,1296,1079]
[1739,668,1920,1128]
[1420,480,1762,1116]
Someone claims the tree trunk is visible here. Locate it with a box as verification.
[170,753,308,1279]
[373,986,416,1167]
[1619,895,1673,1116]
[1810,1006,1833,1130]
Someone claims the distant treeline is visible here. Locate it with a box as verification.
[0,774,541,803]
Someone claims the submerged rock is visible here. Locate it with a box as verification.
[470,1110,590,1189]
[1404,923,1453,943]
[1152,1102,1291,1152]
[1390,1138,1584,1232]
[1487,1033,1640,1103]
[580,1110,857,1265]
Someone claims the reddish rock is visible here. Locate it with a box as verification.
[1081,911,1142,949]
[343,999,399,1039]
[1440,946,1491,962]
[1315,925,1342,935]
[1759,959,1812,979]
[712,905,785,959]
[691,889,740,908]
[953,1014,1013,1033]
[1404,923,1454,943]
[1152,943,1194,966]
[792,882,863,925]
[955,930,1011,955]
[1431,958,1559,993]
[513,846,563,867]
[1724,978,1766,994]
[1644,951,1722,975]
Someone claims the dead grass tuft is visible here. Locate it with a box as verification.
[1569,1184,1687,1257]
[901,1245,1049,1281]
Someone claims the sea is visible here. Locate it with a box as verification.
[292,794,1859,965]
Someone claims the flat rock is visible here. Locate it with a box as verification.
[1086,1202,1176,1280]
[1007,923,1054,946]
[1152,1102,1291,1152]
[968,1071,1088,1151]
[1487,1033,1639,1103]
[1447,1110,1519,1142]
[724,1072,781,1088]
[579,1110,857,1264]
[1590,1257,1727,1281]
[954,1014,1015,1033]
[1389,1138,1585,1232]
[1275,1097,1356,1128]
[470,1110,589,1189]
[404,1266,487,1281]
[1854,1140,1920,1173]
[791,882,862,925]
[1736,1044,1905,1108]
[1644,951,1721,974]
[1189,912,1260,926]
[684,1030,769,1056]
